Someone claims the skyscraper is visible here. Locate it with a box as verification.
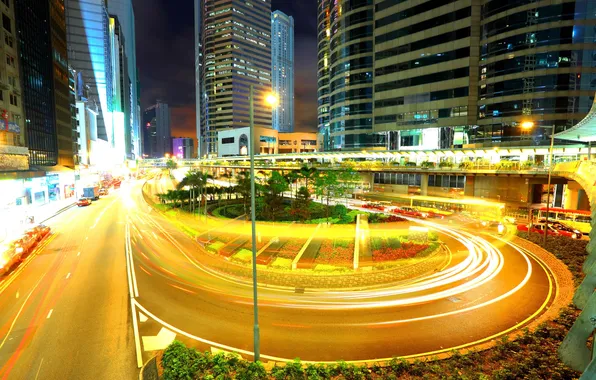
[317,0,596,151]
[271,10,294,133]
[196,0,273,156]
[108,0,141,159]
[65,0,112,144]
[142,101,171,158]
[14,0,74,167]
[109,15,131,163]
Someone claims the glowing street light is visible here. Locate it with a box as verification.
[248,86,278,362]
[265,93,279,107]
[521,121,534,130]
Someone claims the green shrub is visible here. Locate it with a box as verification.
[438,161,454,168]
[161,341,200,380]
[459,161,474,169]
[331,204,348,218]
[428,231,439,241]
[405,161,417,167]
[387,237,401,248]
[421,160,435,168]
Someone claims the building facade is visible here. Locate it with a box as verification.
[172,137,195,159]
[108,0,141,160]
[65,0,112,144]
[216,127,316,157]
[14,0,75,167]
[0,0,28,172]
[142,101,171,158]
[317,0,596,151]
[196,0,273,157]
[109,15,131,163]
[271,10,294,133]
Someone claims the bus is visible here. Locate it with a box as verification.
[537,207,592,234]
[360,194,506,222]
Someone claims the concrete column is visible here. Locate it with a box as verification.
[420,173,428,196]
[564,182,581,209]
[464,176,475,197]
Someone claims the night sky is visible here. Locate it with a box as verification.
[132,0,318,142]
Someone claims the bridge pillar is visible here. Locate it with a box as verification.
[464,176,475,197]
[420,174,428,196]
[559,290,596,371]
[564,182,582,209]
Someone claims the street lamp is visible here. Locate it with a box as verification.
[521,121,555,245]
[542,124,556,246]
[248,86,277,362]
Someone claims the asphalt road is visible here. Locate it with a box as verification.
[128,178,556,363]
[0,179,558,377]
[0,187,137,379]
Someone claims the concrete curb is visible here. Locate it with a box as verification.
[138,355,159,380]
[39,202,76,224]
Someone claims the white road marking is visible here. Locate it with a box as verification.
[139,312,148,323]
[34,358,44,380]
[66,273,71,279]
[15,291,19,299]
[131,300,143,368]
[85,237,88,240]
[46,309,53,319]
[0,276,46,351]
[142,327,176,351]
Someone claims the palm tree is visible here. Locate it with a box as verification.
[177,170,203,213]
[285,171,300,199]
[299,165,317,191]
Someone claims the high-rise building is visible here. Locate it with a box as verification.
[194,0,203,157]
[172,137,194,159]
[0,0,28,172]
[271,10,294,133]
[142,101,171,158]
[109,15,131,163]
[196,0,273,157]
[108,0,141,159]
[317,0,596,151]
[14,0,74,167]
[65,0,112,145]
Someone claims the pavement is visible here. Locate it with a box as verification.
[0,177,569,377]
[0,186,137,379]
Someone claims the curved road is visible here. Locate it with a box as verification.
[127,180,556,363]
[0,179,557,378]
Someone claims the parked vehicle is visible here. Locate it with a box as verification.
[517,222,581,239]
[536,219,583,239]
[393,206,427,218]
[14,234,37,255]
[0,244,18,276]
[82,186,100,200]
[24,224,51,242]
[99,188,108,196]
[77,198,92,207]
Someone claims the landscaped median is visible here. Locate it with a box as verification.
[142,232,584,380]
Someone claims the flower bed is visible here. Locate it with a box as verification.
[314,239,354,266]
[277,239,306,259]
[371,238,432,262]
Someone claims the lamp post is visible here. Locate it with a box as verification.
[543,124,556,246]
[248,85,278,362]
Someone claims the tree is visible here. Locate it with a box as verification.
[166,159,178,174]
[290,186,311,221]
[284,171,300,199]
[337,168,360,205]
[262,171,289,221]
[299,165,317,190]
[313,171,340,223]
[236,171,252,216]
[177,170,204,214]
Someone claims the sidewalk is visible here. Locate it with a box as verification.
[0,197,75,245]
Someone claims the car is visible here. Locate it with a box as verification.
[77,198,92,207]
[517,222,581,239]
[536,219,583,239]
[99,188,108,196]
[486,221,506,235]
[13,234,37,256]
[393,206,427,218]
[362,202,385,211]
